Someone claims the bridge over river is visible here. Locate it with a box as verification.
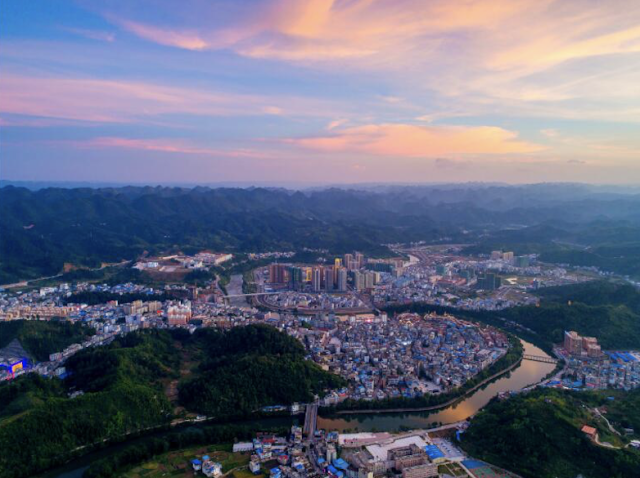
[523,354,558,364]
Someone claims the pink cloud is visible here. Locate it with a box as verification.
[73,137,270,158]
[0,75,341,123]
[98,0,640,123]
[287,123,543,157]
[106,0,534,60]
[116,19,208,50]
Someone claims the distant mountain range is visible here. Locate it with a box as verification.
[1,184,640,283]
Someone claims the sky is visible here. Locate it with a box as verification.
[1,0,640,184]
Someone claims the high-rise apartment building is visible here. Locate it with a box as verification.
[564,330,583,356]
[344,254,354,270]
[324,268,334,291]
[364,271,376,289]
[312,267,322,292]
[337,268,348,292]
[268,264,287,284]
[353,271,365,291]
[289,266,303,290]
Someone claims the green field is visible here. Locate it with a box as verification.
[438,462,470,477]
[120,444,254,478]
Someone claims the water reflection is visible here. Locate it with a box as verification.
[317,340,554,432]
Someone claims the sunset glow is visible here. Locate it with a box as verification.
[2,0,640,183]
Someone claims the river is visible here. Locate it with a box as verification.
[45,340,552,477]
[227,274,250,307]
[42,417,296,478]
[317,339,555,432]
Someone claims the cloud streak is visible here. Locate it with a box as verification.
[72,137,270,158]
[0,74,342,123]
[287,123,543,157]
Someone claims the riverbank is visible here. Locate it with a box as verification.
[331,356,523,415]
[325,333,523,416]
[318,339,555,432]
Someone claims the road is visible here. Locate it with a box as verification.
[1,260,130,289]
[304,403,318,436]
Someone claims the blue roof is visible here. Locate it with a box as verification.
[270,468,281,474]
[333,459,349,470]
[424,445,445,459]
[192,459,202,465]
[317,458,326,464]
[327,465,338,474]
[462,460,485,470]
[202,455,210,461]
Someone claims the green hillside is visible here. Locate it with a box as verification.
[179,325,346,417]
[0,320,93,362]
[501,281,640,350]
[461,389,640,478]
[0,325,343,478]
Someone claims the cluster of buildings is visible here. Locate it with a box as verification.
[267,252,377,293]
[547,331,640,391]
[304,312,509,402]
[134,252,233,272]
[192,455,223,477]
[336,432,466,478]
[248,251,296,261]
[232,428,321,478]
[563,331,603,358]
[261,291,368,314]
[257,247,576,314]
[367,246,592,311]
[216,428,475,478]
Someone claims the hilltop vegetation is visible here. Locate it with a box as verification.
[0,319,94,361]
[604,388,640,434]
[502,281,640,350]
[0,330,177,478]
[461,389,640,478]
[180,325,346,417]
[0,325,342,478]
[501,302,640,350]
[535,281,640,311]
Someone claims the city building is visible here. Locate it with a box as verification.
[269,264,288,284]
[401,463,439,478]
[167,303,192,326]
[337,268,348,292]
[325,268,335,291]
[312,268,322,292]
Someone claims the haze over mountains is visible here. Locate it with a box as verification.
[2,183,640,284]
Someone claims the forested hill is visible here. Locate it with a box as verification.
[0,320,94,362]
[500,281,640,350]
[461,388,640,478]
[0,325,343,478]
[2,184,640,283]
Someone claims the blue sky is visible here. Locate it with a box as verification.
[2,0,640,184]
